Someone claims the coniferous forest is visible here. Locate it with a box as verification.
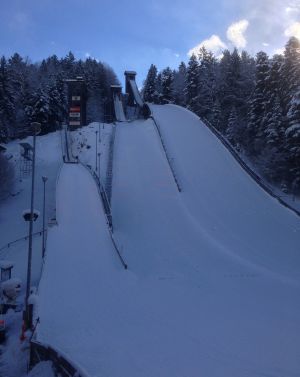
[142,37,300,194]
[0,52,118,141]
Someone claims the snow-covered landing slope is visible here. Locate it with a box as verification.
[151,104,300,280]
[111,116,300,376]
[37,109,300,377]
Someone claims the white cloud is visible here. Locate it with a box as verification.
[285,6,300,14]
[174,53,180,58]
[226,19,249,48]
[284,22,300,39]
[188,35,227,57]
[274,48,285,55]
[262,42,269,47]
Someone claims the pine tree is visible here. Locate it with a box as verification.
[155,72,163,104]
[143,64,158,102]
[0,57,15,140]
[26,88,50,134]
[211,98,222,130]
[185,54,199,113]
[285,88,300,186]
[281,37,300,114]
[161,67,174,103]
[173,62,187,106]
[246,51,270,155]
[197,47,217,120]
[226,106,238,144]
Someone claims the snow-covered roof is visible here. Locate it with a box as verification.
[19,142,33,151]
[1,278,21,290]
[124,70,137,76]
[0,260,14,269]
[22,209,40,216]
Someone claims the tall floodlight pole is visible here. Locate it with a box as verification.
[42,176,48,258]
[25,122,41,329]
[98,123,101,142]
[98,153,101,179]
[95,130,98,172]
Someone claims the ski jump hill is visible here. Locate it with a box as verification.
[35,104,300,377]
[111,71,145,122]
[111,85,127,122]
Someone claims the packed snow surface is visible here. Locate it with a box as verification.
[37,105,300,377]
[129,79,144,107]
[113,95,127,122]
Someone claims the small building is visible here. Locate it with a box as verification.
[65,77,87,130]
[0,261,14,282]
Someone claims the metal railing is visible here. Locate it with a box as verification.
[201,116,300,218]
[30,339,91,377]
[0,230,44,255]
[105,123,116,203]
[151,116,182,192]
[80,162,127,270]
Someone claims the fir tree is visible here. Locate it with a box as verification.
[285,88,300,186]
[246,51,270,155]
[197,47,217,120]
[185,54,199,113]
[226,106,238,144]
[173,62,186,106]
[143,64,158,102]
[281,37,300,114]
[0,57,15,140]
[161,67,174,103]
[26,88,50,133]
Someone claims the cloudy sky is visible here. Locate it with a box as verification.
[0,0,300,86]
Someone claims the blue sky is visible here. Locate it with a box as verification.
[1,0,300,86]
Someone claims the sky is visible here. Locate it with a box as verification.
[0,0,300,87]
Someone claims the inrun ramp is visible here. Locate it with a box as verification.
[113,94,127,122]
[128,79,143,107]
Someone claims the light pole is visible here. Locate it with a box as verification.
[42,176,48,258]
[98,123,101,142]
[95,130,98,172]
[24,122,41,330]
[98,152,101,179]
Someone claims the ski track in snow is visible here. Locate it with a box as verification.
[36,105,300,377]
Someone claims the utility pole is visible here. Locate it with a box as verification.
[42,176,48,258]
[98,153,101,179]
[25,122,41,330]
[95,130,98,172]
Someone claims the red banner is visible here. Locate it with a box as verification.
[70,107,80,112]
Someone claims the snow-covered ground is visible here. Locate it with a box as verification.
[0,131,62,288]
[0,131,62,377]
[69,122,113,188]
[35,105,300,376]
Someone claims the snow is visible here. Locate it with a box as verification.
[285,122,300,137]
[35,104,300,376]
[68,122,113,191]
[129,79,144,107]
[27,361,55,377]
[0,131,62,289]
[1,278,21,291]
[0,260,14,269]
